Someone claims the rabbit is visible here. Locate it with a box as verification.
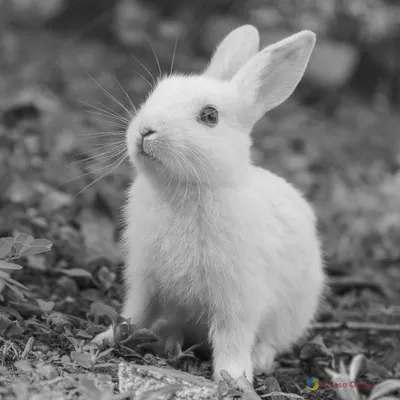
[92,24,325,383]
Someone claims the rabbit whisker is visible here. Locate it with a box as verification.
[170,32,179,75]
[87,116,128,130]
[87,73,133,117]
[148,38,162,80]
[112,76,137,114]
[72,152,128,199]
[79,100,131,123]
[131,54,156,88]
[61,143,126,169]
[77,130,126,138]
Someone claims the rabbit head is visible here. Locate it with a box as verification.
[126,25,316,188]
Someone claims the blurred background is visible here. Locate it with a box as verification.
[1,0,400,340]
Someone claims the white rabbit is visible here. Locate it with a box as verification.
[93,25,325,383]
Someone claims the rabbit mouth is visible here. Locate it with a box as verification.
[136,137,158,162]
[139,149,158,162]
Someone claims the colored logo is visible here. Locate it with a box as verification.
[306,378,319,391]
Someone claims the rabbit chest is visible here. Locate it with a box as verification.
[124,178,255,314]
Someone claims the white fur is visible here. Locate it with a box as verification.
[93,26,325,383]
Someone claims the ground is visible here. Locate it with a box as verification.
[0,25,400,400]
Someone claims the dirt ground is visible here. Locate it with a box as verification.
[1,25,400,399]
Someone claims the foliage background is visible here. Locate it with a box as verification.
[1,0,400,399]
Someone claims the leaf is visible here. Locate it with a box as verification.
[139,384,184,400]
[349,354,366,381]
[11,242,23,255]
[78,376,100,398]
[97,347,114,360]
[260,393,304,399]
[36,364,58,379]
[0,306,22,319]
[37,299,55,313]
[370,380,400,400]
[76,329,93,339]
[25,319,53,333]
[90,301,119,323]
[0,260,23,270]
[3,276,29,290]
[46,312,71,329]
[299,335,334,367]
[6,321,25,336]
[30,238,52,247]
[0,238,13,258]
[62,268,92,278]
[20,245,52,257]
[21,244,32,253]
[14,360,34,372]
[3,281,25,299]
[71,351,92,368]
[0,316,13,335]
[14,233,34,245]
[61,355,71,363]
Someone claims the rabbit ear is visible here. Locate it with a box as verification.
[204,25,260,80]
[232,30,316,122]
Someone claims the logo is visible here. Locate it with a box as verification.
[306,378,319,391]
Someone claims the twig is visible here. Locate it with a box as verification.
[21,336,34,359]
[311,321,400,332]
[328,277,389,297]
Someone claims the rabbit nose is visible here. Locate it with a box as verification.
[140,128,156,138]
[138,128,156,151]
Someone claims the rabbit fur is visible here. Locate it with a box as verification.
[92,25,326,383]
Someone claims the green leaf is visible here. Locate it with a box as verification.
[14,234,34,245]
[14,360,34,372]
[3,276,29,290]
[0,260,23,270]
[11,242,23,254]
[30,238,52,247]
[76,329,93,339]
[71,351,92,368]
[0,306,22,320]
[37,299,55,313]
[90,301,119,323]
[61,355,71,364]
[0,316,13,335]
[62,268,92,278]
[0,238,13,258]
[97,347,114,360]
[370,380,400,400]
[20,245,52,257]
[6,321,25,336]
[3,281,25,299]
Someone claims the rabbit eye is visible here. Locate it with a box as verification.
[198,105,218,127]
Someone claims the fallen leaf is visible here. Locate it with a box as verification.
[62,268,92,279]
[14,359,34,372]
